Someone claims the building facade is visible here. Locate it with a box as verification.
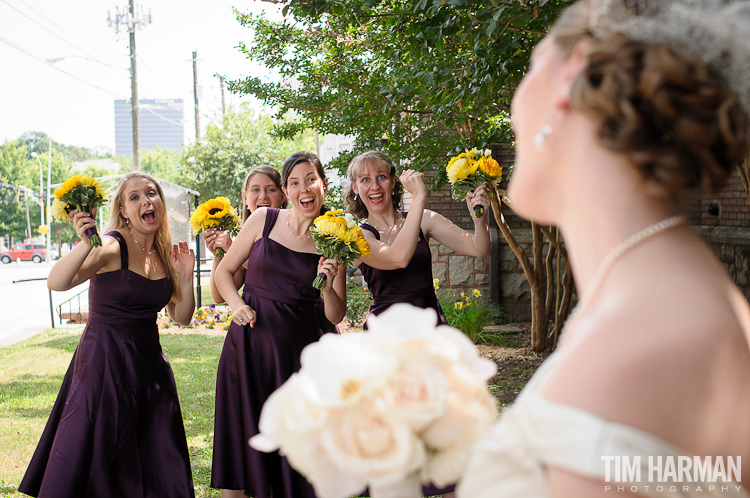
[114,98,184,156]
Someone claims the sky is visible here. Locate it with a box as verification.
[0,0,282,153]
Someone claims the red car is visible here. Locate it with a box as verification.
[0,243,47,263]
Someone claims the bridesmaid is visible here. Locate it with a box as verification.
[19,171,196,498]
[203,166,287,304]
[347,150,491,327]
[210,152,346,498]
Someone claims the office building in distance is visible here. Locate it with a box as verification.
[114,98,184,156]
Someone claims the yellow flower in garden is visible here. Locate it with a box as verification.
[473,289,482,298]
[433,278,440,290]
[454,302,464,310]
[477,156,502,178]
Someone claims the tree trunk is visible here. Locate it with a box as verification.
[490,191,573,351]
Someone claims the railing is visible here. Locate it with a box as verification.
[56,287,89,325]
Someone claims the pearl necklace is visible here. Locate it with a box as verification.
[560,215,686,346]
[129,228,154,255]
[286,212,312,240]
[366,215,405,245]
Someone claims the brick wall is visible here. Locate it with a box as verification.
[420,145,750,322]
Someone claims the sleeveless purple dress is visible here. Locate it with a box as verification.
[19,231,194,498]
[212,208,330,498]
[359,213,447,326]
[359,214,453,497]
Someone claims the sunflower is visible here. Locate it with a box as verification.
[51,198,70,223]
[53,175,106,201]
[202,197,233,219]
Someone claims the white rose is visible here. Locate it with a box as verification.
[420,443,471,489]
[344,212,357,229]
[298,332,398,407]
[321,401,426,486]
[251,373,328,460]
[483,148,492,157]
[384,360,448,431]
[421,385,498,450]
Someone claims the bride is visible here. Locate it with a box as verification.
[458,0,750,496]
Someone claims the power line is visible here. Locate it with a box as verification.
[14,0,128,58]
[0,35,126,98]
[0,0,127,78]
[0,88,102,119]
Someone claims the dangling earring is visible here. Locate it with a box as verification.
[534,125,552,150]
[354,192,358,201]
[126,218,130,225]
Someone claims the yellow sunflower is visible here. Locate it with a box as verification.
[51,198,70,222]
[202,197,233,219]
[355,237,371,258]
[53,175,106,200]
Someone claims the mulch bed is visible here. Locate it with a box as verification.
[158,316,549,406]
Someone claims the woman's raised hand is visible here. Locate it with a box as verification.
[170,241,195,280]
[68,208,97,243]
[466,184,491,220]
[202,228,232,257]
[399,169,427,200]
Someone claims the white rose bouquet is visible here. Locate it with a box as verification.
[250,304,499,498]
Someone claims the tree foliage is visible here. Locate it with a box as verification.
[176,104,316,205]
[227,0,572,179]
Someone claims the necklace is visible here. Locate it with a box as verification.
[560,215,686,346]
[365,215,405,233]
[366,215,405,246]
[129,228,154,255]
[286,212,312,240]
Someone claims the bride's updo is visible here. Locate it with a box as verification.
[551,0,750,197]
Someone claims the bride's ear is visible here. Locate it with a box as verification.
[554,39,590,109]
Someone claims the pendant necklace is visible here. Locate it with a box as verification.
[129,228,154,255]
[286,212,312,240]
[560,215,686,346]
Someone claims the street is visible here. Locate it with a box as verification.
[0,261,87,346]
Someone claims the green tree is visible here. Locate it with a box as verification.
[141,147,182,181]
[229,0,574,350]
[177,104,316,204]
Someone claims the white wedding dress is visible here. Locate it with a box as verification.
[457,351,748,498]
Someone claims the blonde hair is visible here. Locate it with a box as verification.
[344,151,403,219]
[105,171,183,303]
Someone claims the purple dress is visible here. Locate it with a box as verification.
[359,213,447,326]
[19,231,194,498]
[359,215,453,497]
[212,208,329,498]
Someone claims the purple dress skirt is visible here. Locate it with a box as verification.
[358,216,453,497]
[211,208,331,498]
[18,231,194,498]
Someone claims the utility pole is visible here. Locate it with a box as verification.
[107,2,151,170]
[220,78,226,117]
[193,51,200,140]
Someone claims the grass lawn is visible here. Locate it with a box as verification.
[0,328,225,498]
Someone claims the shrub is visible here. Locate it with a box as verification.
[346,277,374,328]
[435,280,510,346]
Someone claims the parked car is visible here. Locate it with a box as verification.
[0,243,47,263]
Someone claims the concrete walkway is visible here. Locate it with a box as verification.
[0,261,87,347]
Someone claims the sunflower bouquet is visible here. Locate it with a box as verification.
[51,175,108,247]
[190,197,242,258]
[310,210,371,290]
[445,148,503,218]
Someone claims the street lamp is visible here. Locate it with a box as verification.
[30,151,51,262]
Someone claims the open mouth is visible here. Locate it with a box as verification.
[300,197,315,209]
[256,203,271,208]
[142,210,156,223]
[369,193,384,204]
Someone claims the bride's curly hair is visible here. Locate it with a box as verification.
[552,1,750,197]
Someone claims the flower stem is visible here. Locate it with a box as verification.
[312,273,327,290]
[474,206,484,218]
